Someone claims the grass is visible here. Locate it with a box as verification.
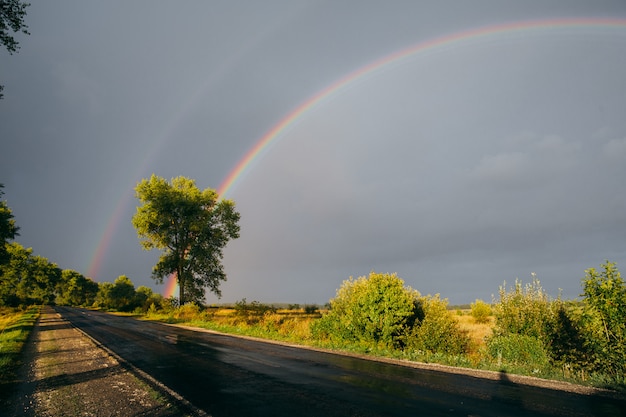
[143,307,317,344]
[138,305,626,392]
[454,311,494,364]
[0,306,40,384]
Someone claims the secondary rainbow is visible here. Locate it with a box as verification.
[87,17,626,294]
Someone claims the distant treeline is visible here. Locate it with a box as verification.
[0,242,165,311]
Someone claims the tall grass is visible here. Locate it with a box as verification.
[143,304,316,344]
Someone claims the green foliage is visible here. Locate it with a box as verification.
[492,276,557,343]
[108,275,136,311]
[55,269,98,307]
[580,261,626,378]
[93,275,163,312]
[0,184,19,264]
[470,299,492,324]
[547,302,592,374]
[174,302,201,320]
[303,304,319,314]
[0,0,29,98]
[0,306,39,384]
[488,276,570,375]
[487,334,550,370]
[132,175,240,304]
[234,298,276,324]
[94,282,112,309]
[134,286,164,311]
[405,294,469,355]
[0,0,29,55]
[0,242,61,306]
[312,272,420,348]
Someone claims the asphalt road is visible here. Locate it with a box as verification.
[54,307,625,417]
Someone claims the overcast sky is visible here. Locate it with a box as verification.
[2,1,626,305]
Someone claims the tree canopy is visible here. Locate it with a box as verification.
[132,175,240,305]
[0,184,19,265]
[1,0,30,98]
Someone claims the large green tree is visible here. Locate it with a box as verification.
[0,184,19,265]
[1,0,30,98]
[132,175,240,305]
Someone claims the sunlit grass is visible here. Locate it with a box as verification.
[0,306,40,384]
[454,311,494,358]
[139,305,624,390]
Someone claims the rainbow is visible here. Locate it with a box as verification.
[216,17,626,198]
[87,17,626,296]
[87,189,134,279]
[164,273,179,299]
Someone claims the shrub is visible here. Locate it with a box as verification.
[405,295,469,355]
[311,272,420,348]
[492,277,557,343]
[547,302,593,374]
[580,261,626,378]
[470,299,492,324]
[303,304,319,314]
[234,298,276,324]
[487,334,550,370]
[174,303,201,320]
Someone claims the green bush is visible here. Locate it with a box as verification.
[174,302,201,320]
[470,299,492,324]
[487,333,550,369]
[311,272,420,348]
[580,261,626,379]
[406,295,469,355]
[492,277,557,343]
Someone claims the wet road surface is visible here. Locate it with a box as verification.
[55,307,625,417]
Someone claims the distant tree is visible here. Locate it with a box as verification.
[470,299,492,324]
[0,184,19,265]
[0,0,30,98]
[94,281,113,309]
[0,242,60,306]
[56,269,99,306]
[24,254,61,304]
[0,242,26,306]
[134,285,164,311]
[108,275,137,311]
[132,175,240,305]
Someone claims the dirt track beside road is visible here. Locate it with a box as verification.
[0,306,181,417]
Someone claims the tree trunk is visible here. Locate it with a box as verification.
[177,265,185,306]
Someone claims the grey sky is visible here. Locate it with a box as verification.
[1,1,625,305]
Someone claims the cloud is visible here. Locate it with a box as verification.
[602,138,626,161]
[470,151,531,186]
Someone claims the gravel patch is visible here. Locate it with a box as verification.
[1,307,183,417]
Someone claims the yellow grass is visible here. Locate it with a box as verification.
[454,312,495,356]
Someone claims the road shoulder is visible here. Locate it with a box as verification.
[1,306,181,416]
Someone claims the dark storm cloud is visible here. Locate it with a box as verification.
[1,1,625,304]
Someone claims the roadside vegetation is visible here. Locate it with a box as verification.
[0,306,39,386]
[1,182,625,392]
[134,265,625,392]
